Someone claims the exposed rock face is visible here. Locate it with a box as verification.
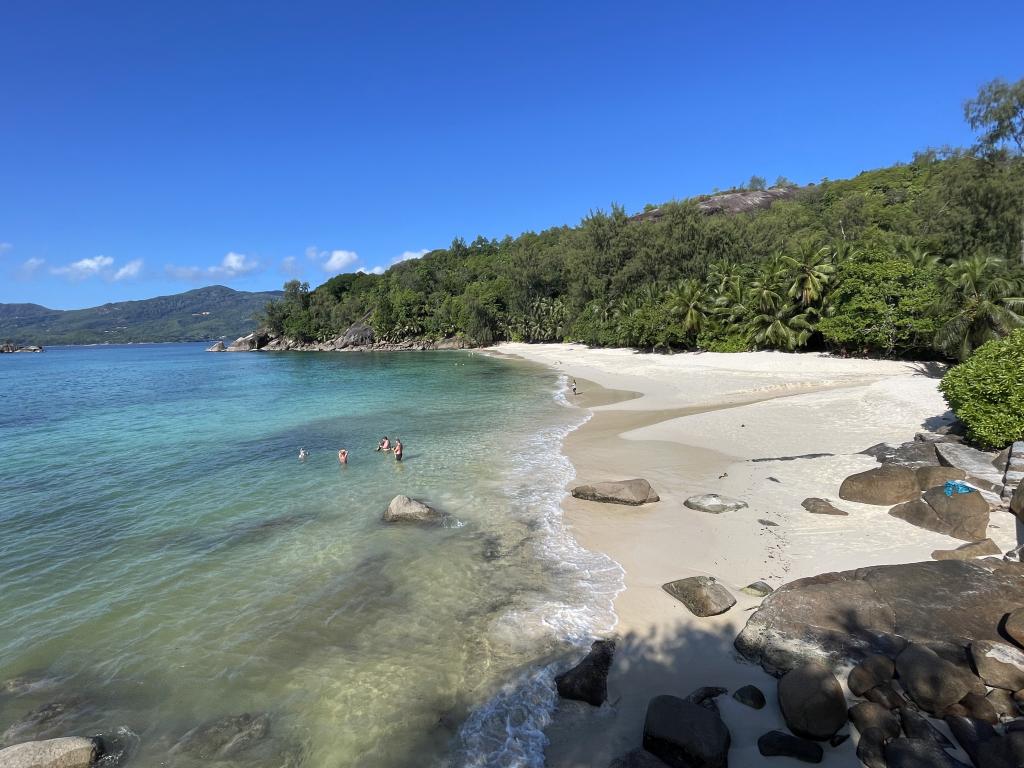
[735,559,1024,675]
[555,639,615,706]
[571,479,660,506]
[777,662,847,741]
[206,340,226,352]
[382,495,443,524]
[895,644,979,715]
[661,576,736,617]
[848,654,895,696]
[800,498,848,516]
[970,641,1024,690]
[732,684,766,709]
[889,486,990,541]
[683,494,747,514]
[172,712,270,759]
[740,580,773,597]
[839,465,919,505]
[642,695,730,768]
[849,701,900,740]
[862,440,939,469]
[917,465,967,490]
[0,737,99,768]
[936,442,1005,490]
[334,320,374,349]
[227,329,271,351]
[756,730,823,763]
[932,539,1001,561]
[1005,608,1024,648]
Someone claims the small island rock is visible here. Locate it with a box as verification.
[571,479,660,506]
[555,639,615,706]
[206,341,226,352]
[382,495,443,524]
[662,576,735,617]
[683,494,747,514]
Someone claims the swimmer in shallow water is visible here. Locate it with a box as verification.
[338,449,348,464]
[298,448,309,461]
[376,436,390,452]
[393,438,403,462]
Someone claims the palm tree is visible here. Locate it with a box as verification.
[714,274,752,328]
[934,253,1024,360]
[668,279,710,339]
[746,303,814,351]
[781,242,834,307]
[749,256,788,314]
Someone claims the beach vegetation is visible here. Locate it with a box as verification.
[939,329,1024,449]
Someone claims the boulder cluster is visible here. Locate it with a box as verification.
[207,323,470,353]
[0,342,43,353]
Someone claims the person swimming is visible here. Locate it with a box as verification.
[393,438,403,462]
[376,436,390,452]
[337,449,348,464]
[298,448,309,461]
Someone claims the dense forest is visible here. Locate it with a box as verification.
[263,78,1024,361]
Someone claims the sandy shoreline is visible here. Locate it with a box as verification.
[487,343,1018,768]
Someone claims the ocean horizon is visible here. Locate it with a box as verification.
[0,344,622,767]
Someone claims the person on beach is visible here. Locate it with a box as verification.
[393,438,403,462]
[376,436,390,452]
[571,379,578,396]
[337,449,348,464]
[298,448,309,461]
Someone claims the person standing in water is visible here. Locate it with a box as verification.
[571,379,578,396]
[337,449,348,464]
[298,448,309,461]
[376,436,390,452]
[393,438,403,462]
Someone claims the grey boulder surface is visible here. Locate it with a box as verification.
[205,340,227,352]
[683,494,747,514]
[936,442,1005,488]
[895,643,980,714]
[735,559,1024,675]
[777,662,847,741]
[969,640,1024,691]
[661,576,736,617]
[916,465,967,490]
[800,497,848,515]
[847,654,895,697]
[555,639,616,706]
[571,479,660,506]
[0,737,99,768]
[382,495,443,524]
[932,539,1001,560]
[642,695,730,768]
[889,486,990,542]
[839,465,919,505]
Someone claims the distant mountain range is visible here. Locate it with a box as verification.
[0,285,283,345]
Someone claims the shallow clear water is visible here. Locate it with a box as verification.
[0,345,621,767]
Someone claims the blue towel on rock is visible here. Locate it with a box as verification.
[944,480,974,497]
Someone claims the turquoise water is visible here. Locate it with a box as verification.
[0,345,621,767]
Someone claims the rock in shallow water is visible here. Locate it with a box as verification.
[382,495,443,524]
[642,695,730,768]
[0,737,99,768]
[555,639,615,706]
[571,479,660,505]
[683,494,747,514]
[661,576,735,617]
[172,712,270,759]
[777,662,847,741]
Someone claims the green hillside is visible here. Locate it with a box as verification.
[0,285,282,345]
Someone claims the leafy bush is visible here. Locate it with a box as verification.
[938,329,1024,449]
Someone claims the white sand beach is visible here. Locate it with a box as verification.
[489,343,1019,767]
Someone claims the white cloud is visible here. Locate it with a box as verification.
[357,266,386,276]
[165,251,260,282]
[394,249,429,264]
[322,249,359,274]
[280,256,301,275]
[51,255,115,280]
[0,242,12,255]
[17,257,44,278]
[113,259,143,281]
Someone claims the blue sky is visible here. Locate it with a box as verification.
[2,1,1022,309]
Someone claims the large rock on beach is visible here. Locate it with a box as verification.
[1005,608,1024,648]
[172,712,270,759]
[683,494,746,514]
[847,654,894,697]
[735,559,1024,675]
[662,576,735,617]
[849,701,900,740]
[382,495,443,524]
[889,486,990,541]
[571,479,660,506]
[839,465,919,505]
[917,465,967,490]
[895,643,979,714]
[777,662,847,741]
[642,695,730,768]
[0,737,99,768]
[756,730,823,763]
[555,639,615,706]
[970,641,1024,691]
[862,440,939,468]
[801,497,848,516]
[936,442,1005,488]
[1012,482,1024,518]
[885,737,972,768]
[932,539,1001,561]
[899,706,952,747]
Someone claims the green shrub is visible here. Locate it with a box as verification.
[938,329,1024,449]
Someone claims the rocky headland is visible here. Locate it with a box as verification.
[209,320,471,354]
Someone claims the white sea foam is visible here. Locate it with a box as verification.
[456,375,625,767]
